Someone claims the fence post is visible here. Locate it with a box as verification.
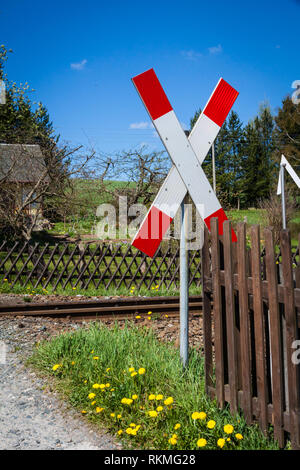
[250,225,268,434]
[201,225,213,393]
[210,218,225,407]
[280,229,300,449]
[223,220,238,413]
[237,222,252,423]
[265,227,285,448]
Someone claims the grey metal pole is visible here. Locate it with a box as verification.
[180,198,189,368]
[281,163,286,230]
[212,142,216,193]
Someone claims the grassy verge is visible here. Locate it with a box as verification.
[0,280,202,298]
[28,322,281,450]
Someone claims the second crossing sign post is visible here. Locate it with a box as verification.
[131,68,239,367]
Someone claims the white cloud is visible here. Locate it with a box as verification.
[70,59,87,70]
[129,122,154,129]
[208,44,223,55]
[181,50,202,61]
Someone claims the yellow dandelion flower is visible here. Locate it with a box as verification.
[156,394,163,400]
[131,429,137,436]
[235,433,243,440]
[105,383,110,388]
[224,424,234,434]
[130,423,136,428]
[126,428,133,435]
[197,438,207,448]
[117,430,123,435]
[217,438,226,448]
[168,437,177,445]
[138,368,145,375]
[132,394,138,400]
[96,407,104,413]
[93,356,99,360]
[92,383,101,389]
[88,393,96,400]
[174,423,181,430]
[52,364,61,371]
[91,401,96,406]
[110,413,115,417]
[81,410,87,414]
[128,367,135,372]
[71,361,75,365]
[148,394,156,400]
[164,397,173,406]
[148,311,152,314]
[157,406,163,412]
[136,316,141,319]
[131,372,137,377]
[117,414,121,419]
[148,410,158,418]
[207,420,216,429]
[198,412,206,420]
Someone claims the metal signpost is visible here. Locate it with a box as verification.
[131,68,239,367]
[277,154,300,229]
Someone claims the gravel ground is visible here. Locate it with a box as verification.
[0,316,122,450]
[0,295,206,450]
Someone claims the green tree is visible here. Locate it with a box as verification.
[241,105,275,206]
[273,96,300,198]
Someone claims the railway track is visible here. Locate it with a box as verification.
[0,295,204,321]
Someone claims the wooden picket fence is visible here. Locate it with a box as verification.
[201,219,300,449]
[0,239,202,291]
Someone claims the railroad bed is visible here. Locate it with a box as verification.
[0,295,204,321]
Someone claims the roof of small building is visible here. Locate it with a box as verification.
[0,143,49,183]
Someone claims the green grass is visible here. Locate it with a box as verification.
[28,323,281,450]
[0,278,201,298]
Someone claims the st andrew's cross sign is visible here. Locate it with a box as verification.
[130,69,239,257]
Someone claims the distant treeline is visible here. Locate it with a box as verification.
[190,96,300,209]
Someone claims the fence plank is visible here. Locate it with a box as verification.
[211,218,225,407]
[264,227,285,448]
[201,226,213,393]
[223,220,238,413]
[250,224,268,434]
[237,222,252,423]
[280,229,300,449]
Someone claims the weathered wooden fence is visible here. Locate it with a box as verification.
[0,240,202,290]
[201,219,300,449]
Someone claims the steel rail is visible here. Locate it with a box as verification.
[0,295,205,321]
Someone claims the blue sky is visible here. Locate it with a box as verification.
[1,0,299,155]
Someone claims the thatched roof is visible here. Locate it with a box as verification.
[0,144,49,183]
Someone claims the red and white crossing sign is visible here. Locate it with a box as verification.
[131,69,238,257]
